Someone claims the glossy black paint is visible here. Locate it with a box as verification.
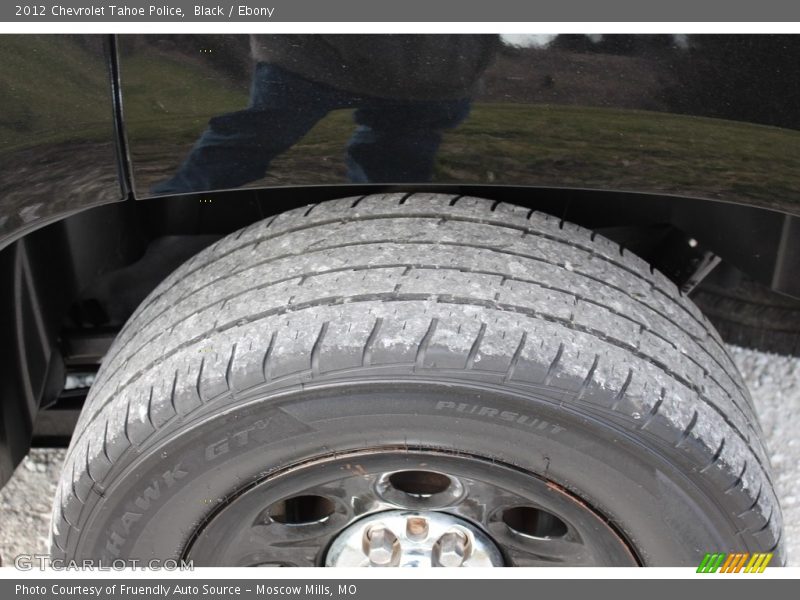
[2,34,800,248]
[120,34,800,215]
[0,35,124,251]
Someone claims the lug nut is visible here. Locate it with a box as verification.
[406,516,429,541]
[432,529,472,567]
[362,524,400,567]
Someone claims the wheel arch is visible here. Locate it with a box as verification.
[0,184,797,488]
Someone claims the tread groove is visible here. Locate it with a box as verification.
[69,460,80,506]
[576,354,600,401]
[753,506,774,534]
[85,441,97,486]
[349,195,368,209]
[101,419,112,464]
[676,410,698,448]
[122,398,132,445]
[261,331,277,382]
[725,461,748,494]
[610,369,633,411]
[225,344,238,391]
[145,387,155,429]
[504,333,527,383]
[196,357,206,403]
[465,323,487,369]
[767,527,782,553]
[738,482,763,518]
[310,322,329,375]
[640,387,666,430]
[169,370,179,415]
[362,318,383,367]
[543,342,564,386]
[415,319,439,368]
[700,438,726,473]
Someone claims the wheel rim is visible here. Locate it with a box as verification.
[183,449,639,567]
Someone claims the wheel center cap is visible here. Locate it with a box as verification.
[324,510,505,567]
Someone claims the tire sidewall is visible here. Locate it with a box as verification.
[65,379,740,566]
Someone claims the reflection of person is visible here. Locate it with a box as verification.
[152,35,500,194]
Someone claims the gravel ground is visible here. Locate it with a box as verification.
[728,346,800,564]
[0,345,798,566]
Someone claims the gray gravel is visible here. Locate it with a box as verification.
[728,346,800,564]
[0,345,797,566]
[0,447,64,562]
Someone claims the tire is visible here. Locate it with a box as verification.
[51,193,783,567]
[692,272,800,357]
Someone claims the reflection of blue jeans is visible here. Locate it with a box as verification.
[152,63,472,194]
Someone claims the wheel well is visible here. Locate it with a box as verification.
[0,184,797,486]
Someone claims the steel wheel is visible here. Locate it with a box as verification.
[184,450,638,567]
